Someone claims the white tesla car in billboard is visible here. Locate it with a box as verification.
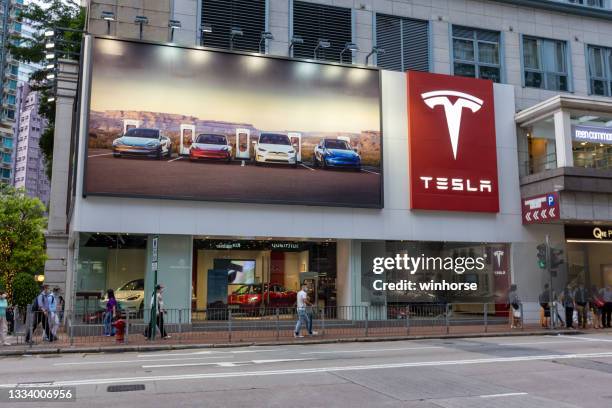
[253,133,298,167]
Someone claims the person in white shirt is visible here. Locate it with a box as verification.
[294,283,317,338]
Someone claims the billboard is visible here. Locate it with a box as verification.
[84,38,382,208]
[407,71,499,213]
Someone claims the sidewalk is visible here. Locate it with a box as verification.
[0,323,595,356]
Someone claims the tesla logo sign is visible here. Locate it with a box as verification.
[407,72,499,213]
[493,250,504,268]
[421,91,483,159]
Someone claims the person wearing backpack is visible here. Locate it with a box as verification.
[0,291,10,346]
[25,285,54,343]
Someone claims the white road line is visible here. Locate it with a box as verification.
[300,346,443,355]
[557,336,612,343]
[7,351,612,388]
[142,358,311,369]
[167,156,183,163]
[361,169,380,175]
[480,392,528,398]
[497,340,584,346]
[136,349,284,358]
[300,163,315,171]
[88,153,114,158]
[54,355,230,366]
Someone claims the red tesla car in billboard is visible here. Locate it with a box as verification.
[228,283,296,313]
[189,133,232,162]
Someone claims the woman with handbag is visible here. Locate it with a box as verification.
[599,284,612,329]
[591,285,603,329]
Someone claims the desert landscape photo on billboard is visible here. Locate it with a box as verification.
[85,38,382,207]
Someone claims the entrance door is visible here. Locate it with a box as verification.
[288,132,302,162]
[123,119,140,134]
[235,128,250,159]
[180,124,196,155]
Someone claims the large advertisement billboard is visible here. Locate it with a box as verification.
[407,71,499,213]
[84,38,383,208]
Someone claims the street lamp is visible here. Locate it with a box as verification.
[313,39,330,60]
[365,46,385,66]
[134,15,149,40]
[340,42,359,64]
[101,10,115,36]
[45,42,55,49]
[288,35,303,55]
[45,52,55,60]
[229,27,243,51]
[259,31,274,54]
[44,30,54,38]
[168,19,181,42]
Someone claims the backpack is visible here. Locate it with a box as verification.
[31,294,42,312]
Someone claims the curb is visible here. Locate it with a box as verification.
[0,329,585,357]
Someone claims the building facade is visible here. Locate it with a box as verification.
[11,82,50,207]
[49,0,612,320]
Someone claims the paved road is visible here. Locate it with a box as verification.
[85,149,382,207]
[2,332,612,407]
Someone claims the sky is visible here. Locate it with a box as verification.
[89,39,381,134]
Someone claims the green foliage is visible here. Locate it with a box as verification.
[12,273,41,309]
[0,186,47,303]
[8,0,85,180]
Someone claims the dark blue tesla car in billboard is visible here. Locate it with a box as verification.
[313,138,361,171]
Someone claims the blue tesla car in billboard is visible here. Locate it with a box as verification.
[313,138,361,171]
[112,128,172,159]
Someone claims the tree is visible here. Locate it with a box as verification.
[12,273,40,310]
[8,0,85,179]
[0,186,47,302]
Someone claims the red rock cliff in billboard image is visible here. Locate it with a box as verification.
[407,71,499,213]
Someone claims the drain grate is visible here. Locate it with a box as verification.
[107,384,145,393]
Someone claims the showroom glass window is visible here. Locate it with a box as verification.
[200,0,265,52]
[452,26,501,82]
[523,36,569,91]
[375,13,429,72]
[570,113,612,170]
[291,1,352,63]
[587,45,612,96]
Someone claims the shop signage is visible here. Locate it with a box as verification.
[521,192,560,224]
[407,71,499,212]
[151,236,158,271]
[565,225,612,241]
[572,125,612,145]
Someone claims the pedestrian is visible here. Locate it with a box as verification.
[294,283,317,338]
[0,291,10,346]
[599,284,612,329]
[539,284,551,328]
[508,284,522,329]
[25,285,53,343]
[47,288,61,339]
[151,284,169,339]
[103,289,117,336]
[574,283,589,329]
[591,284,604,329]
[561,285,575,329]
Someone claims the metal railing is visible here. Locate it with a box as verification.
[6,303,565,348]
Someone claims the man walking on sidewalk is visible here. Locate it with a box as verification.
[295,283,317,338]
[25,285,54,343]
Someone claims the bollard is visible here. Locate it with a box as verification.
[365,307,369,337]
[406,305,410,336]
[275,308,280,340]
[178,309,183,344]
[445,303,450,334]
[484,303,488,333]
[124,309,130,344]
[228,308,232,343]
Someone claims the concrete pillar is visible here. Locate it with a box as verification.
[45,58,79,297]
[553,109,574,168]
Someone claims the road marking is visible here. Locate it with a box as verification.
[300,163,315,171]
[361,169,380,175]
[300,346,443,355]
[480,392,528,398]
[557,336,612,343]
[7,351,612,388]
[142,358,311,369]
[167,156,183,163]
[54,356,230,366]
[88,153,114,158]
[137,349,284,358]
[497,340,584,346]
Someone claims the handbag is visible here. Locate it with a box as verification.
[594,298,605,308]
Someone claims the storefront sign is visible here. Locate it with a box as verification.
[521,192,559,224]
[566,225,612,241]
[151,236,158,271]
[572,125,612,145]
[407,71,499,212]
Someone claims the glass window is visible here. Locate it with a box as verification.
[571,113,612,169]
[588,45,612,96]
[523,36,569,91]
[452,26,501,82]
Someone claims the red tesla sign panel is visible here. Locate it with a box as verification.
[407,71,499,213]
